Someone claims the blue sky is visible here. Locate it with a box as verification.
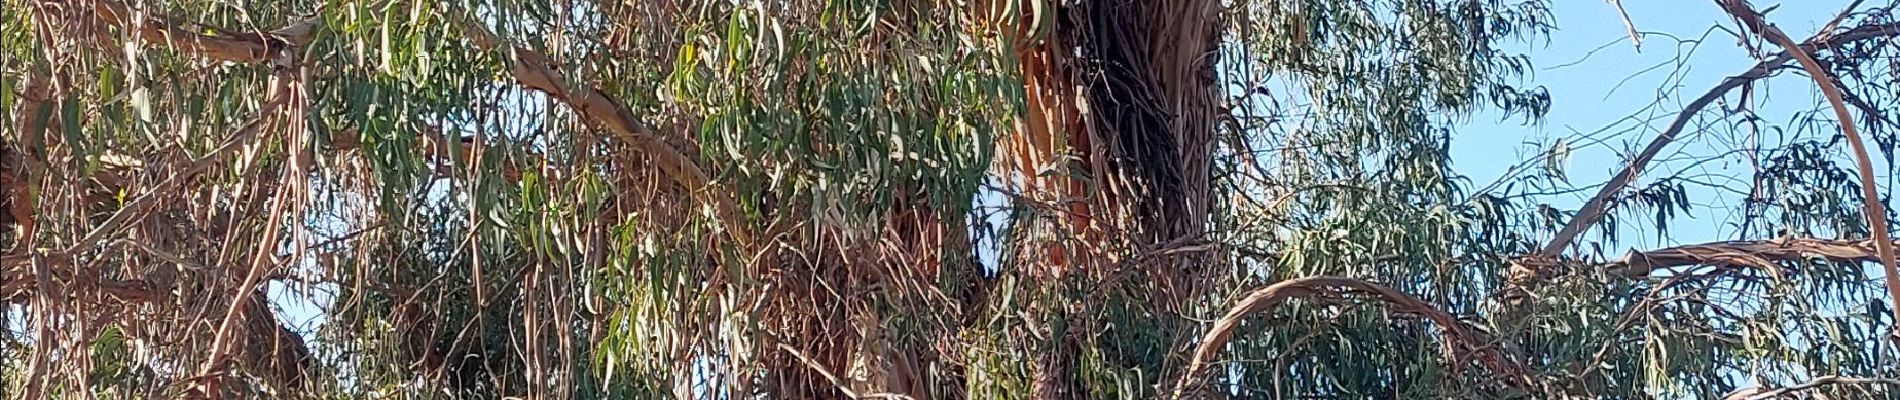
[1455,1,1850,252]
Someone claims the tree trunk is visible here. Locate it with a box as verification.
[995,0,1221,397]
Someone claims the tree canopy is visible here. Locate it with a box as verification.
[4,0,1900,399]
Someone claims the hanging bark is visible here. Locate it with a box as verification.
[2,73,48,246]
[987,0,1221,397]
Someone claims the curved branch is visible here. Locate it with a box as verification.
[1537,21,1900,258]
[1717,0,1900,340]
[1170,276,1529,399]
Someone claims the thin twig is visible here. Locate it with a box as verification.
[1816,0,1869,41]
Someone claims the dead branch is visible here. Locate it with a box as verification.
[1170,276,1530,399]
[1536,20,1900,258]
[1717,0,1900,341]
[1605,0,1641,50]
[1609,237,1900,277]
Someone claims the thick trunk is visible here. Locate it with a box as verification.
[996,0,1221,397]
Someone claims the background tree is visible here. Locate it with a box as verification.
[3,0,1900,399]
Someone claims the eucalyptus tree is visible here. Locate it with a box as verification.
[4,0,1900,399]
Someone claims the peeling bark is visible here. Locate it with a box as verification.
[992,1,1222,397]
[81,0,316,64]
[3,74,49,248]
[1611,237,1900,277]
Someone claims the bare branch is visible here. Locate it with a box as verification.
[1725,375,1900,400]
[1609,237,1900,277]
[1716,0,1900,341]
[1606,0,1641,50]
[1536,21,1900,259]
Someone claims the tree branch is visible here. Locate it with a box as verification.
[1725,375,1900,400]
[0,255,313,390]
[1717,0,1900,342]
[0,254,151,303]
[460,19,753,248]
[1609,237,1900,277]
[1537,20,1900,258]
[84,0,316,64]
[1605,0,1641,50]
[1171,276,1530,399]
